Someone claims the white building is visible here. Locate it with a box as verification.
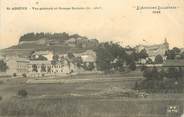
[135,39,169,61]
[6,57,72,77]
[5,56,29,75]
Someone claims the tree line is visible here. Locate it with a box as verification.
[135,66,184,93]
[19,32,89,42]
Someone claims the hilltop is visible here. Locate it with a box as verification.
[0,32,99,57]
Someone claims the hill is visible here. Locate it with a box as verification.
[0,32,99,57]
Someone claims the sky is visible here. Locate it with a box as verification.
[0,0,184,49]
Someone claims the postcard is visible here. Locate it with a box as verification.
[0,0,184,117]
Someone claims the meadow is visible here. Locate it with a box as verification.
[0,72,184,117]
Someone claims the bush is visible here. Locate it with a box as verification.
[129,62,136,71]
[0,81,3,84]
[22,73,27,78]
[17,89,28,97]
[13,73,17,77]
[0,96,2,101]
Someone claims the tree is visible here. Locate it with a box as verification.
[0,60,8,72]
[67,53,75,59]
[32,64,38,72]
[143,69,152,80]
[96,42,127,72]
[146,58,153,64]
[22,73,27,78]
[143,67,159,80]
[151,67,159,80]
[166,67,179,80]
[126,52,137,65]
[74,57,83,68]
[51,55,59,65]
[139,49,148,59]
[128,62,136,71]
[180,52,184,59]
[83,62,95,71]
[13,73,17,77]
[53,55,59,61]
[173,47,181,53]
[130,51,139,62]
[17,89,28,97]
[138,49,148,64]
[159,69,166,80]
[154,55,163,64]
[165,47,181,60]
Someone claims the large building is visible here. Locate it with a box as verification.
[6,58,71,77]
[5,50,97,77]
[135,39,169,61]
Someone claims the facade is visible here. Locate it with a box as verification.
[135,39,169,61]
[6,56,18,75]
[16,58,30,74]
[27,60,70,77]
[5,49,97,77]
[5,56,29,75]
[6,57,71,77]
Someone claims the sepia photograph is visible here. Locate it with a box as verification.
[0,0,184,117]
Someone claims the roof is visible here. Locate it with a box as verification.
[136,43,168,57]
[74,50,96,62]
[33,51,53,55]
[163,59,184,67]
[29,60,51,65]
[16,58,30,63]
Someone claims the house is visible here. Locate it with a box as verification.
[135,39,169,61]
[79,50,96,63]
[5,56,73,77]
[5,56,29,75]
[31,50,54,61]
[74,50,97,70]
[16,58,30,74]
[27,59,73,77]
[5,56,18,75]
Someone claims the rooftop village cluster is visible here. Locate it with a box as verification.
[0,39,184,78]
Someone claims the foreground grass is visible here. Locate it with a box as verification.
[0,73,184,117]
[0,96,184,117]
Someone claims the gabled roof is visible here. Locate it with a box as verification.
[33,51,53,55]
[163,59,184,67]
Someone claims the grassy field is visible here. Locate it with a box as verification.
[0,73,184,117]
